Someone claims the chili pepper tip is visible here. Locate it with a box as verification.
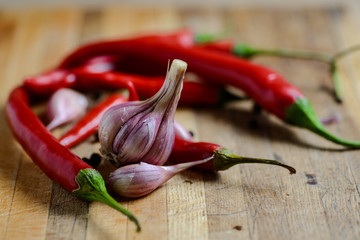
[285,98,360,148]
[73,169,141,232]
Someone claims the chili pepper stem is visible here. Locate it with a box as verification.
[233,45,333,62]
[213,148,296,174]
[333,44,360,60]
[285,98,360,148]
[73,169,141,232]
[330,63,343,103]
[194,33,222,44]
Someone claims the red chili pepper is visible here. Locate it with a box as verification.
[24,69,75,96]
[57,37,360,147]
[24,55,123,96]
[59,30,194,69]
[196,39,235,54]
[73,71,237,107]
[24,58,239,107]
[170,135,296,173]
[25,65,139,102]
[5,86,141,231]
[59,92,129,148]
[56,37,302,119]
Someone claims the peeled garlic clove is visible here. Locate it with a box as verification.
[46,88,88,130]
[108,157,212,198]
[99,59,187,167]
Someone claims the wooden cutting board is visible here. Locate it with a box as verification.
[1,6,360,240]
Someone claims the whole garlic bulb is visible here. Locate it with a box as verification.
[99,59,187,167]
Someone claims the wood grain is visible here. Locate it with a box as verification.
[0,5,360,240]
[2,11,54,240]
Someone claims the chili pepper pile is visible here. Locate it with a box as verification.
[6,30,359,231]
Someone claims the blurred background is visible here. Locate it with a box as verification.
[1,1,360,240]
[0,0,356,8]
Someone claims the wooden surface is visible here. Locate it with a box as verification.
[1,5,360,240]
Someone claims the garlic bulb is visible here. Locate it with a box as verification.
[46,88,88,130]
[99,59,187,167]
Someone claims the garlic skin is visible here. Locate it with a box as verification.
[46,88,88,130]
[99,59,187,167]
[108,157,212,198]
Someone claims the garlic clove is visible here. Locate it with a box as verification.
[109,162,169,198]
[108,157,212,198]
[46,88,88,130]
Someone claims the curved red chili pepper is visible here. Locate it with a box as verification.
[73,71,231,107]
[24,55,124,96]
[24,69,76,96]
[59,29,194,69]
[58,37,360,148]
[24,59,239,107]
[5,86,140,231]
[57,36,302,118]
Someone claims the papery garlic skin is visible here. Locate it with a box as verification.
[99,59,187,167]
[46,88,88,130]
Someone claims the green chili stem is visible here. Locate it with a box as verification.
[333,44,360,60]
[213,148,296,174]
[244,48,333,63]
[73,169,141,232]
[330,64,343,103]
[285,98,360,148]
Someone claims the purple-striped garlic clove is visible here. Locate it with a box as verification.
[108,157,212,198]
[46,88,88,130]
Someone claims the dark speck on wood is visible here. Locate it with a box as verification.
[233,225,242,231]
[305,173,318,185]
[184,180,193,184]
